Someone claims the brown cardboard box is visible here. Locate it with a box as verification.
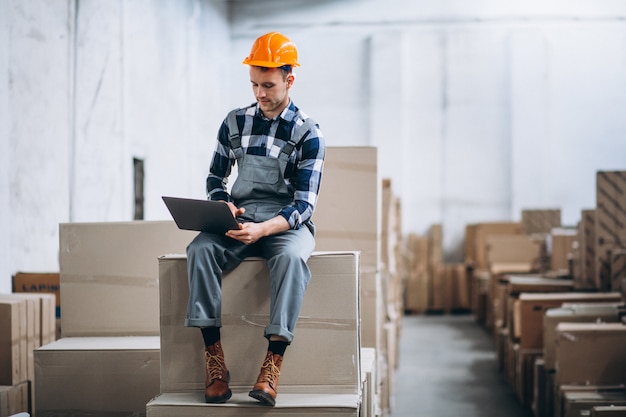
[35,336,160,416]
[595,171,626,291]
[551,228,578,273]
[563,390,626,417]
[610,249,626,292]
[0,381,29,417]
[468,222,523,270]
[313,147,381,353]
[360,347,378,417]
[0,298,26,386]
[486,234,543,271]
[522,209,562,235]
[576,209,597,290]
[513,292,623,349]
[12,272,60,318]
[555,322,626,386]
[543,304,620,371]
[59,220,197,337]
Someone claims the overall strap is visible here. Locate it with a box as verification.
[280,118,317,159]
[226,108,244,160]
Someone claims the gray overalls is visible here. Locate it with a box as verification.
[184,112,316,343]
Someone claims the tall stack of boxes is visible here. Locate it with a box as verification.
[450,169,626,417]
[34,221,196,416]
[0,287,56,415]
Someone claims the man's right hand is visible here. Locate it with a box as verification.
[226,201,246,219]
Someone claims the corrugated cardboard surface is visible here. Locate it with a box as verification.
[158,252,361,394]
[59,220,197,337]
[513,292,623,348]
[542,305,620,370]
[312,147,380,351]
[521,209,561,235]
[595,171,626,291]
[576,209,597,290]
[34,336,160,416]
[0,299,26,386]
[555,322,626,386]
[469,222,523,270]
[610,249,626,292]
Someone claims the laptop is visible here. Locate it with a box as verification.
[162,196,240,235]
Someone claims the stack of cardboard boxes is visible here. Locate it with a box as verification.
[31,146,396,417]
[34,220,196,416]
[0,283,56,415]
[459,170,626,417]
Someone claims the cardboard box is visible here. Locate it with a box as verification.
[0,381,29,417]
[543,304,620,370]
[312,147,380,353]
[611,249,626,292]
[595,171,626,291]
[555,385,625,417]
[522,209,562,235]
[516,348,542,408]
[591,405,626,416]
[0,298,27,386]
[35,336,160,416]
[563,390,626,417]
[157,252,361,393]
[555,323,626,386]
[513,292,623,349]
[12,272,60,318]
[467,222,523,270]
[551,228,578,273]
[576,209,597,290]
[486,234,543,272]
[59,220,197,337]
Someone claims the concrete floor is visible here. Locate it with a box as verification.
[391,314,533,417]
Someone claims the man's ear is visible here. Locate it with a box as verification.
[287,73,296,89]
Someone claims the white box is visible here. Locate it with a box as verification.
[59,220,197,336]
[35,336,160,416]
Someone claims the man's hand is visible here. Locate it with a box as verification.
[226,201,246,218]
[226,215,290,245]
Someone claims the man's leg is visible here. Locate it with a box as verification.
[249,227,315,405]
[186,232,249,403]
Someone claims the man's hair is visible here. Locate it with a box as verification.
[256,65,293,81]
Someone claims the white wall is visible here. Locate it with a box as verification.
[3,0,626,293]
[0,0,230,293]
[229,0,626,260]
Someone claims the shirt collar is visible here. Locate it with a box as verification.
[254,100,297,123]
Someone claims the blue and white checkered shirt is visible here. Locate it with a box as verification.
[206,100,325,229]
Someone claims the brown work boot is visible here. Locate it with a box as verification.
[204,341,232,403]
[249,351,283,406]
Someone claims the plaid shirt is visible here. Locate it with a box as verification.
[206,100,325,229]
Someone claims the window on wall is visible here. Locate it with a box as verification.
[133,158,144,220]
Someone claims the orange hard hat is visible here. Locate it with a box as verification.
[242,32,300,68]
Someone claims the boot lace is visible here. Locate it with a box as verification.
[259,355,281,386]
[205,349,226,382]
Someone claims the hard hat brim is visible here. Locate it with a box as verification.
[242,58,300,68]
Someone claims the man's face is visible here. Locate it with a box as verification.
[249,66,293,119]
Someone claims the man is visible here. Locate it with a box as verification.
[185,32,325,406]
